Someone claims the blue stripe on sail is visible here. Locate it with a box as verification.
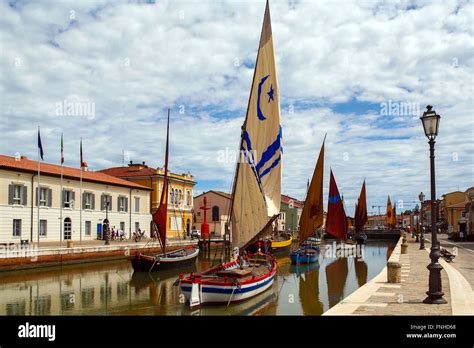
[256,128,282,174]
[260,155,281,179]
[181,274,274,294]
[328,195,341,203]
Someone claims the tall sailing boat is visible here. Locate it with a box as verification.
[179,1,281,308]
[324,169,356,249]
[290,137,325,264]
[131,110,199,272]
[354,180,368,244]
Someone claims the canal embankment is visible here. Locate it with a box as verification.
[323,234,474,315]
[0,239,197,272]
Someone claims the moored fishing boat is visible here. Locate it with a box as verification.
[325,169,356,251]
[179,0,282,308]
[290,136,325,264]
[130,110,199,272]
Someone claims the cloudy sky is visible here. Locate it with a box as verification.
[1,0,473,215]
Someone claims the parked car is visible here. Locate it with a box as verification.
[191,229,201,239]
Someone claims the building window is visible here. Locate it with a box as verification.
[178,190,182,204]
[101,194,112,211]
[120,222,125,233]
[63,190,75,208]
[85,221,91,236]
[170,189,175,205]
[13,219,21,237]
[64,217,72,240]
[13,185,21,204]
[83,193,94,210]
[9,184,27,206]
[186,191,191,206]
[212,206,219,222]
[118,197,128,212]
[135,222,140,232]
[134,197,140,212]
[40,220,47,237]
[39,187,48,206]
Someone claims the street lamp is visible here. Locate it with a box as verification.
[420,105,446,304]
[105,201,110,245]
[418,191,425,249]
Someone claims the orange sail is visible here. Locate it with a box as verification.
[299,137,325,243]
[386,195,395,228]
[354,180,368,233]
[325,169,347,240]
[153,110,170,251]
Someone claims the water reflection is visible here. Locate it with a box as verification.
[0,241,395,316]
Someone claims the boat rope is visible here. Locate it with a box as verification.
[148,258,158,273]
[225,279,241,310]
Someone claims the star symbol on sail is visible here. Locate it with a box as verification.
[267,84,274,103]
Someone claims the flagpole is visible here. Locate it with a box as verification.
[60,164,63,247]
[37,130,40,246]
[80,139,83,245]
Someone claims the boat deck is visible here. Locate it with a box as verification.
[200,262,272,283]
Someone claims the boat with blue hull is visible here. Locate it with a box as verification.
[290,246,319,264]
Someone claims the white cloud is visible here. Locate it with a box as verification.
[0,0,472,215]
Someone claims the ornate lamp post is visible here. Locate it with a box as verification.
[420,105,446,304]
[105,201,110,245]
[418,192,425,249]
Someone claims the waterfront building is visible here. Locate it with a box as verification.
[439,190,468,234]
[193,190,231,238]
[367,215,387,228]
[0,155,151,243]
[279,194,304,233]
[99,161,195,238]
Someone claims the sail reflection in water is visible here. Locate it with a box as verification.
[0,242,395,316]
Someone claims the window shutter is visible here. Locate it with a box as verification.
[125,197,128,212]
[35,187,39,206]
[108,196,112,211]
[72,191,76,209]
[22,186,27,206]
[100,194,105,210]
[47,188,52,207]
[8,184,14,205]
[117,197,120,211]
[82,192,86,209]
[62,190,65,207]
[92,194,95,210]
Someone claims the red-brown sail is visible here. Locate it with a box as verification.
[354,180,368,233]
[325,169,347,240]
[153,109,170,251]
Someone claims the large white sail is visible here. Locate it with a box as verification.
[231,1,282,248]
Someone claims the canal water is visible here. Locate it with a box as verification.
[0,241,395,316]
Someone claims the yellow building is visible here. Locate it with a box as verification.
[99,161,195,239]
[440,190,468,234]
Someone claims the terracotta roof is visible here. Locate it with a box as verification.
[281,194,304,208]
[194,190,232,200]
[0,155,151,190]
[99,166,157,178]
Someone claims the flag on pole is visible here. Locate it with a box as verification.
[80,139,88,168]
[60,133,64,164]
[37,128,44,160]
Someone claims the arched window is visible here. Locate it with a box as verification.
[212,206,219,222]
[170,189,175,205]
[186,191,191,206]
[178,190,182,204]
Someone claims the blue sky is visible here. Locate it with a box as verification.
[0,0,473,215]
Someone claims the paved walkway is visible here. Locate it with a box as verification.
[324,235,474,315]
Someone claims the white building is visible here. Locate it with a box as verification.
[0,155,152,243]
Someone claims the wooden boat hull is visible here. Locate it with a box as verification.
[131,247,199,272]
[247,234,293,255]
[355,233,367,244]
[290,247,319,264]
[179,258,277,307]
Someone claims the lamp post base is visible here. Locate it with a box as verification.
[424,256,447,304]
